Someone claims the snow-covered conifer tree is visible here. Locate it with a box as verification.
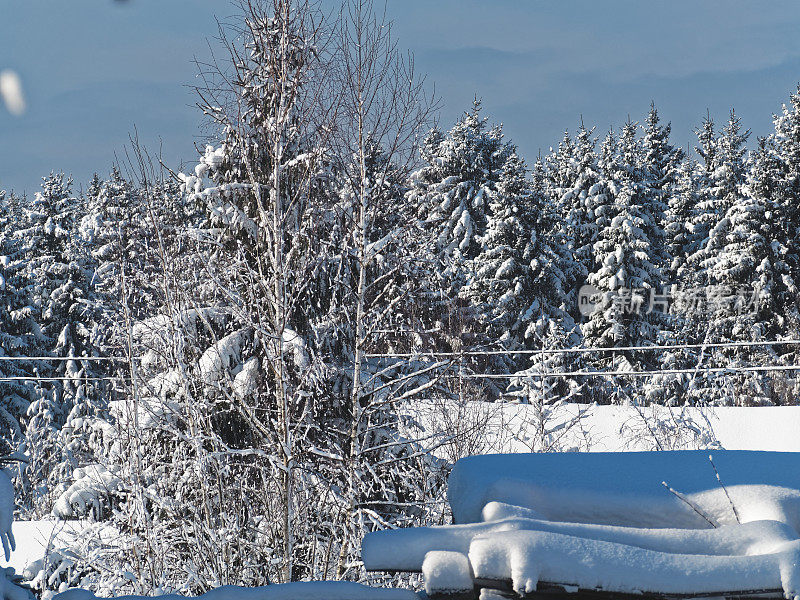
[555,123,605,317]
[583,122,666,372]
[754,87,800,340]
[409,100,514,293]
[682,111,749,285]
[665,158,698,283]
[6,172,112,515]
[687,187,785,404]
[640,103,682,279]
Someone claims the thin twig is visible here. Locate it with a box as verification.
[708,454,741,524]
[661,480,718,528]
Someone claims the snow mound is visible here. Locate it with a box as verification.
[364,451,800,599]
[363,518,798,572]
[421,551,472,597]
[365,514,800,598]
[469,530,799,597]
[0,570,34,600]
[448,451,800,530]
[481,502,543,522]
[54,582,417,600]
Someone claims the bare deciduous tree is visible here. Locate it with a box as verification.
[328,0,439,576]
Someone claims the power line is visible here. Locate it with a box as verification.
[0,356,128,362]
[365,339,800,359]
[0,376,129,383]
[457,364,800,379]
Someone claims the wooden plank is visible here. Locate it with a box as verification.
[425,591,476,600]
[367,569,786,599]
[473,578,786,600]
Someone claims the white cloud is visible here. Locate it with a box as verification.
[0,70,26,116]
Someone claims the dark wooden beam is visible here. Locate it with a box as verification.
[472,578,785,600]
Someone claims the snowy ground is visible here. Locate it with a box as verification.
[1,520,83,575]
[410,401,800,454]
[572,404,800,452]
[55,583,416,600]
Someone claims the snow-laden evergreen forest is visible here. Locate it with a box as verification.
[4,0,800,597]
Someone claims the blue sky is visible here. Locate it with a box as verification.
[3,0,800,195]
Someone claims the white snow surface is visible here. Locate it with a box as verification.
[421,551,473,595]
[447,450,800,529]
[410,401,800,454]
[0,512,49,600]
[1,521,56,573]
[54,582,417,600]
[362,518,798,572]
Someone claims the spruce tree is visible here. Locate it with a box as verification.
[583,122,666,371]
[687,188,785,404]
[408,100,522,387]
[665,157,699,283]
[684,111,749,286]
[0,191,41,457]
[640,102,682,278]
[760,86,800,339]
[557,123,605,316]
[462,150,573,355]
[410,100,514,292]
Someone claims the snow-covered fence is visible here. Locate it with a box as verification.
[363,450,800,600]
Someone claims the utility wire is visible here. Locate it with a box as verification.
[365,339,800,359]
[0,356,129,362]
[0,376,129,383]
[455,364,800,379]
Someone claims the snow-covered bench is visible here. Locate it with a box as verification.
[363,451,800,600]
